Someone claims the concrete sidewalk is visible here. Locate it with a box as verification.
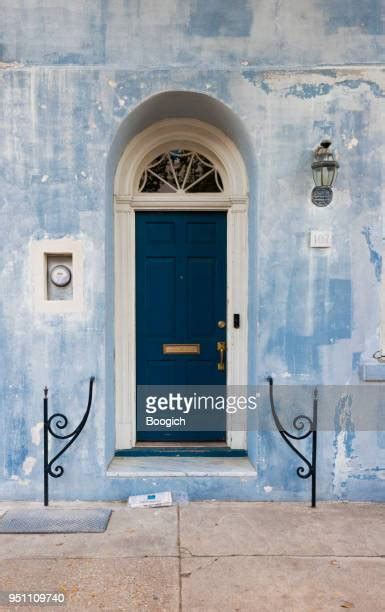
[0,502,384,611]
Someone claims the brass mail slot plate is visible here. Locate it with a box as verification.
[163,343,200,355]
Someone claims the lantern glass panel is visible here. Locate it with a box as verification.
[312,166,322,187]
[330,165,338,186]
[312,163,338,187]
[322,166,330,186]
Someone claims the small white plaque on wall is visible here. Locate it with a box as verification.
[309,230,332,248]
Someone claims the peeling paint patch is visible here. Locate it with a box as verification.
[263,485,273,493]
[345,136,358,149]
[335,394,356,458]
[22,456,36,475]
[260,80,272,95]
[0,61,22,69]
[241,71,274,94]
[31,422,43,446]
[337,79,385,98]
[362,226,382,282]
[241,70,258,87]
[333,393,355,498]
[10,475,30,485]
[285,83,332,99]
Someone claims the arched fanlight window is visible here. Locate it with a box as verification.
[138,149,224,193]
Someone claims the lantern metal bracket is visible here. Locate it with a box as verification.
[43,377,95,506]
[267,376,318,507]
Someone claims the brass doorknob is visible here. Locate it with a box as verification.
[217,320,226,329]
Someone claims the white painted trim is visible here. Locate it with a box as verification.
[380,230,385,356]
[115,119,248,197]
[30,238,84,314]
[114,119,249,450]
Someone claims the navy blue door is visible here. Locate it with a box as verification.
[136,212,227,441]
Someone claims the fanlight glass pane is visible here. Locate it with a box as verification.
[139,149,224,193]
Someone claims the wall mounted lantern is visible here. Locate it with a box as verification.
[311,139,339,207]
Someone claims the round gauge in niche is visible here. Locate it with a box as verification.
[50,264,72,287]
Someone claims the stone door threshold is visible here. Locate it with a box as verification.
[106,455,256,478]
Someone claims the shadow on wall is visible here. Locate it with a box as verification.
[104,91,257,461]
[106,90,256,187]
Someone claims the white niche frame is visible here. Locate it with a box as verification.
[31,238,84,314]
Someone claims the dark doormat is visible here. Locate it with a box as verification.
[0,508,112,533]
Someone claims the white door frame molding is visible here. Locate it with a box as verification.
[114,119,249,449]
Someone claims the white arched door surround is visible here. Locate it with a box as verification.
[114,118,249,450]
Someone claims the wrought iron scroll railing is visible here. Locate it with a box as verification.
[43,377,95,506]
[267,376,318,507]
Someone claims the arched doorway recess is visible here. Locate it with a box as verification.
[114,118,249,449]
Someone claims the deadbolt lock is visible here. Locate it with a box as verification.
[216,341,226,371]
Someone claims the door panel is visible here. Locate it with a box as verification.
[144,258,176,337]
[145,360,179,385]
[136,211,227,442]
[187,257,216,337]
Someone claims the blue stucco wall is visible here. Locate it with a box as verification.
[1,1,385,501]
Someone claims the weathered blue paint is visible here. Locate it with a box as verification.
[0,1,385,502]
[1,1,385,67]
[188,0,253,37]
[329,279,352,340]
[285,83,333,99]
[259,79,272,95]
[319,0,384,36]
[362,227,382,282]
[352,352,362,372]
[337,79,385,98]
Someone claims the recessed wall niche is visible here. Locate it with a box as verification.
[31,239,84,314]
